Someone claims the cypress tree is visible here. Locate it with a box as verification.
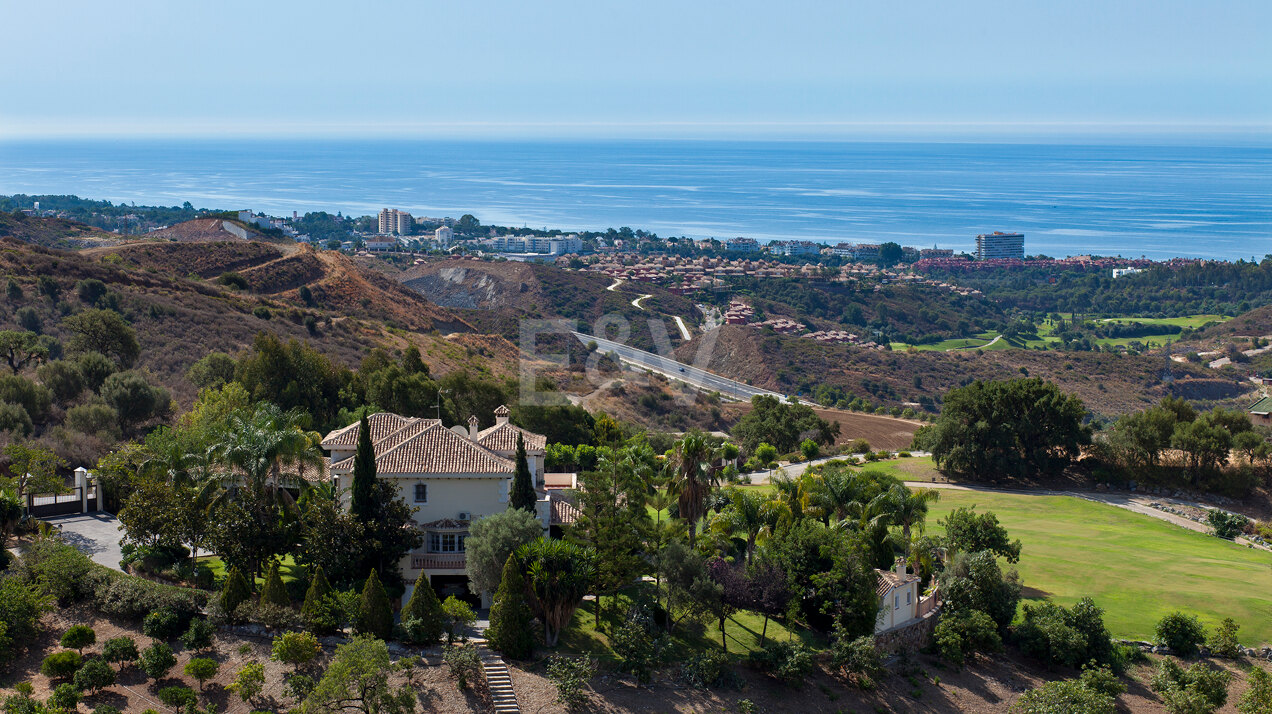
[350,411,377,523]
[399,570,444,645]
[509,432,537,513]
[487,554,535,659]
[220,567,252,616]
[259,561,290,608]
[301,565,333,619]
[355,569,393,640]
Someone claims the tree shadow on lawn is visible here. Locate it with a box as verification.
[1019,585,1053,601]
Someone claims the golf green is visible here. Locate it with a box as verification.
[924,490,1272,645]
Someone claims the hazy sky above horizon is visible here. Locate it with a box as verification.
[3,0,1269,139]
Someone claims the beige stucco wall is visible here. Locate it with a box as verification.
[875,581,919,633]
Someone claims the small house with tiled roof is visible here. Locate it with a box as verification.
[321,406,560,607]
[1249,395,1272,428]
[874,559,921,633]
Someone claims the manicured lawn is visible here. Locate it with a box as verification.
[924,490,1272,644]
[198,553,304,587]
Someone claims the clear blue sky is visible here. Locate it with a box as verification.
[2,0,1269,138]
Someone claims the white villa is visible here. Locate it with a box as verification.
[321,405,577,606]
[874,559,924,633]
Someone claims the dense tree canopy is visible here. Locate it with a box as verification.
[928,378,1090,479]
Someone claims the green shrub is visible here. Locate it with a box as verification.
[48,683,81,710]
[1207,617,1241,658]
[831,630,883,688]
[259,561,290,608]
[15,539,93,604]
[354,569,393,640]
[1016,598,1114,669]
[441,595,476,645]
[184,657,220,689]
[40,650,83,679]
[228,662,265,704]
[545,655,597,711]
[397,571,444,646]
[442,643,482,690]
[143,608,183,640]
[1239,667,1272,714]
[1207,510,1249,540]
[93,706,124,714]
[679,649,737,689]
[271,631,320,670]
[60,624,96,653]
[181,617,215,651]
[1011,678,1115,714]
[90,566,207,621]
[751,640,815,688]
[0,578,53,663]
[935,609,1003,667]
[101,636,139,669]
[1150,658,1230,714]
[74,657,116,693]
[300,565,334,631]
[220,566,252,617]
[158,685,197,707]
[610,609,669,685]
[1078,663,1126,698]
[1155,611,1207,656]
[138,641,176,680]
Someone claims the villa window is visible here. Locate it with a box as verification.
[894,594,899,609]
[428,532,467,553]
[906,591,912,605]
[414,484,428,503]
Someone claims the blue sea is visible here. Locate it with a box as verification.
[1,139,1269,260]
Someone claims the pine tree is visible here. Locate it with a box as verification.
[259,561,290,608]
[399,570,444,645]
[301,565,333,620]
[221,567,252,615]
[487,554,535,659]
[350,411,377,523]
[509,432,537,513]
[355,569,393,640]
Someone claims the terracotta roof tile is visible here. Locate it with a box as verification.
[875,570,919,597]
[475,422,547,452]
[551,496,581,525]
[332,422,513,475]
[321,413,418,448]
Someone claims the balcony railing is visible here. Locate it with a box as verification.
[411,553,467,570]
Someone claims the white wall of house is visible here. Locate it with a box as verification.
[875,580,919,633]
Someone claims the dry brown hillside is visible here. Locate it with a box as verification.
[676,325,1255,418]
[0,237,491,413]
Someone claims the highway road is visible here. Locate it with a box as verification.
[572,331,785,402]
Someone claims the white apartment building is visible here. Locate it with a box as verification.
[435,226,453,248]
[484,234,582,255]
[975,232,1025,260]
[378,208,414,236]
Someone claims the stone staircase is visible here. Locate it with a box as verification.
[478,643,520,714]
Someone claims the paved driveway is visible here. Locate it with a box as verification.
[41,512,125,571]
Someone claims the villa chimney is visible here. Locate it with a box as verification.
[895,557,907,580]
[467,415,479,440]
[494,404,510,426]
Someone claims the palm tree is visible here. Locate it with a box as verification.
[810,465,862,525]
[883,484,941,559]
[670,431,724,547]
[710,488,772,563]
[211,404,321,515]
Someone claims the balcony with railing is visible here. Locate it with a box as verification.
[411,552,467,571]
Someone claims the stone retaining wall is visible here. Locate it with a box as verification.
[874,607,940,655]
